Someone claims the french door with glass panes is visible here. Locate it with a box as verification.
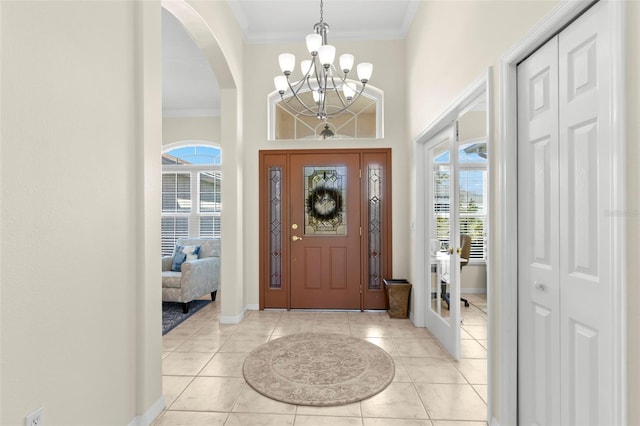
[259,149,391,310]
[425,124,462,359]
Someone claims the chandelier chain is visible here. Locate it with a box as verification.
[273,0,373,121]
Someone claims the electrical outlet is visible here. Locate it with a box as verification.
[25,407,44,426]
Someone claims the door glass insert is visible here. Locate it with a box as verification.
[304,166,347,236]
[269,167,282,289]
[431,142,452,321]
[368,164,382,290]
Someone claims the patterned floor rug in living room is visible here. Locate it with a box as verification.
[243,332,395,406]
[162,300,210,335]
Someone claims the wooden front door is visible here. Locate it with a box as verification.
[289,152,361,309]
[259,149,391,311]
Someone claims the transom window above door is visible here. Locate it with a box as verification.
[268,87,383,140]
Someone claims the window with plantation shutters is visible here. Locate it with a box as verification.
[162,173,191,213]
[161,145,222,256]
[459,169,486,259]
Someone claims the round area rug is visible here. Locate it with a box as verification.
[242,332,395,406]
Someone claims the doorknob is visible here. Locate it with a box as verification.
[534,281,546,291]
[292,235,303,241]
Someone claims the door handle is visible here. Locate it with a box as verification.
[292,235,303,241]
[534,281,546,291]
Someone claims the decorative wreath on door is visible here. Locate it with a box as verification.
[307,187,343,221]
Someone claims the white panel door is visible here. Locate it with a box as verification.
[518,2,612,425]
[558,2,612,424]
[517,35,561,426]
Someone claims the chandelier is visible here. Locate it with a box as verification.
[273,0,373,121]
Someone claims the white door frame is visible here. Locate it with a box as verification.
[497,1,627,424]
[413,67,492,417]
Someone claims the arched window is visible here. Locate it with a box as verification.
[161,144,221,255]
[268,86,384,140]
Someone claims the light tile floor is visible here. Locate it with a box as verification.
[154,295,488,426]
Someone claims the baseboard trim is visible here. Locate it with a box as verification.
[220,309,246,324]
[244,303,259,311]
[127,396,165,426]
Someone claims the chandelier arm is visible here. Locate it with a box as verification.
[304,76,316,94]
[280,95,324,117]
[282,80,325,117]
[306,56,320,90]
[328,73,350,108]
[320,83,368,118]
[286,75,307,94]
[320,67,332,119]
[279,79,368,119]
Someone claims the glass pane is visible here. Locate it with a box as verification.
[274,91,377,140]
[368,164,382,290]
[431,142,451,320]
[162,146,221,165]
[304,166,347,236]
[161,216,188,256]
[200,171,222,213]
[269,167,282,289]
[434,166,451,250]
[459,169,486,259]
[162,173,191,213]
[199,216,221,239]
[459,169,486,213]
[459,142,487,163]
[460,216,485,259]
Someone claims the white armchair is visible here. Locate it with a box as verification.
[162,238,220,313]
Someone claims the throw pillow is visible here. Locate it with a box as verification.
[171,245,201,272]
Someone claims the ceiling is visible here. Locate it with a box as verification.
[162,0,420,118]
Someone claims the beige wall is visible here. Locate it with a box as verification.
[458,110,487,143]
[162,116,221,146]
[462,264,487,293]
[0,1,162,425]
[242,39,409,309]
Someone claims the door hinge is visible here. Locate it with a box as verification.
[359,169,362,178]
[360,226,362,236]
[360,284,364,294]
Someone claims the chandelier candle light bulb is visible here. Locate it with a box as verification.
[273,0,373,121]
